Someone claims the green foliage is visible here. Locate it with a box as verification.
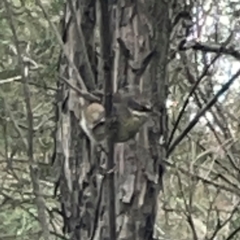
[110,114,148,143]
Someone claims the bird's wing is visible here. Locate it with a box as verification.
[127,98,152,112]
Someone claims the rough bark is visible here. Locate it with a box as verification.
[99,0,116,239]
[53,0,171,239]
[53,1,97,239]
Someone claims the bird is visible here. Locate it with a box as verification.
[79,91,152,144]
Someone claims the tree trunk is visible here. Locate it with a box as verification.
[53,0,170,239]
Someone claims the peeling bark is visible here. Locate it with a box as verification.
[53,1,97,239]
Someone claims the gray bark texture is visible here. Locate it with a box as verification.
[52,0,178,239]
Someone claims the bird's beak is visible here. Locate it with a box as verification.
[131,109,150,116]
[93,117,106,128]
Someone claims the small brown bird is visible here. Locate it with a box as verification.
[79,92,152,143]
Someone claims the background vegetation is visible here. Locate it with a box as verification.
[1,0,240,239]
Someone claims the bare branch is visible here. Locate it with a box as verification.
[169,34,234,147]
[182,57,240,175]
[165,160,240,196]
[59,75,100,102]
[167,68,240,157]
[176,171,198,240]
[180,39,240,61]
[209,201,240,240]
[225,225,240,240]
[0,75,22,84]
[168,53,220,147]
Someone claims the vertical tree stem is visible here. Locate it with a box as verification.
[99,0,116,239]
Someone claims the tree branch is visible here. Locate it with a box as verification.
[168,34,233,147]
[179,38,240,61]
[167,67,240,157]
[59,75,100,102]
[167,53,220,147]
